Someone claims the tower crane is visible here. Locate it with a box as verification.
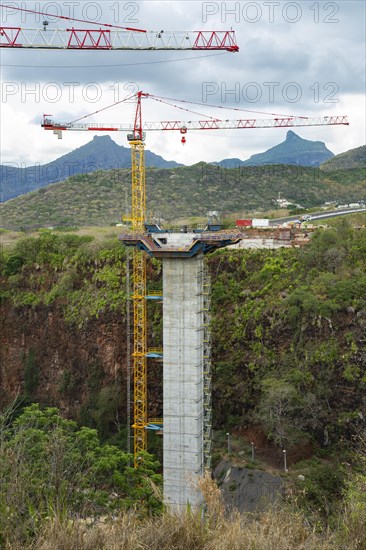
[0,4,238,51]
[0,3,238,465]
[4,4,349,467]
[42,92,349,465]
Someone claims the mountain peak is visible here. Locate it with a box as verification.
[286,130,300,141]
[239,131,334,167]
[92,135,113,141]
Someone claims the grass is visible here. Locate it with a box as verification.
[0,225,129,249]
[11,474,365,550]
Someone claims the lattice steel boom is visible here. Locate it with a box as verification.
[42,114,349,139]
[0,27,238,51]
[0,3,238,51]
[130,138,148,462]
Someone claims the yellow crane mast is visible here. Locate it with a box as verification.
[128,94,148,461]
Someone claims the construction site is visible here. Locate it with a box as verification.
[42,90,348,509]
[1,4,351,512]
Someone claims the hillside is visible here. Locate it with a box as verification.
[321,144,366,171]
[0,135,182,202]
[1,226,365,444]
[1,132,344,204]
[1,163,365,230]
[1,227,365,497]
[0,226,365,546]
[215,131,334,167]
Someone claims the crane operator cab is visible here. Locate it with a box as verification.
[127,132,146,142]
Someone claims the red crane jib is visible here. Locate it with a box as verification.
[0,27,239,51]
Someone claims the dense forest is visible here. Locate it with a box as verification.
[0,222,365,548]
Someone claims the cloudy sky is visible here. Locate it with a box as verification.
[1,0,365,167]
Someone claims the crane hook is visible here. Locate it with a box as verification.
[180,126,187,145]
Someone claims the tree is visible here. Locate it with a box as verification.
[257,378,302,447]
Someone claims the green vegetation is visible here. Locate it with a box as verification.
[321,144,366,171]
[23,349,39,397]
[0,403,162,547]
[0,231,127,327]
[0,221,365,547]
[1,163,365,229]
[209,221,366,451]
[1,223,365,449]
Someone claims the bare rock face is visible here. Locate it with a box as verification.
[0,303,162,420]
[0,304,120,412]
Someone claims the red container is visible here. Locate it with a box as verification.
[236,219,252,227]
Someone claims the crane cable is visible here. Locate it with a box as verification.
[149,93,307,119]
[63,90,312,126]
[148,95,223,122]
[68,92,137,125]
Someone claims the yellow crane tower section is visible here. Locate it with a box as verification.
[128,94,148,463]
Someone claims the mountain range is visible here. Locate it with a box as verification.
[1,160,365,231]
[1,133,364,203]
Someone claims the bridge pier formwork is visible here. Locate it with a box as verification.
[163,254,205,510]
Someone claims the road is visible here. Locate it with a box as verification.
[269,208,366,226]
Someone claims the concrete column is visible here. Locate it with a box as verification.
[163,253,204,510]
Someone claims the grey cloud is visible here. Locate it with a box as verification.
[0,0,364,163]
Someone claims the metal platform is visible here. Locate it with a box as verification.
[119,229,242,258]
